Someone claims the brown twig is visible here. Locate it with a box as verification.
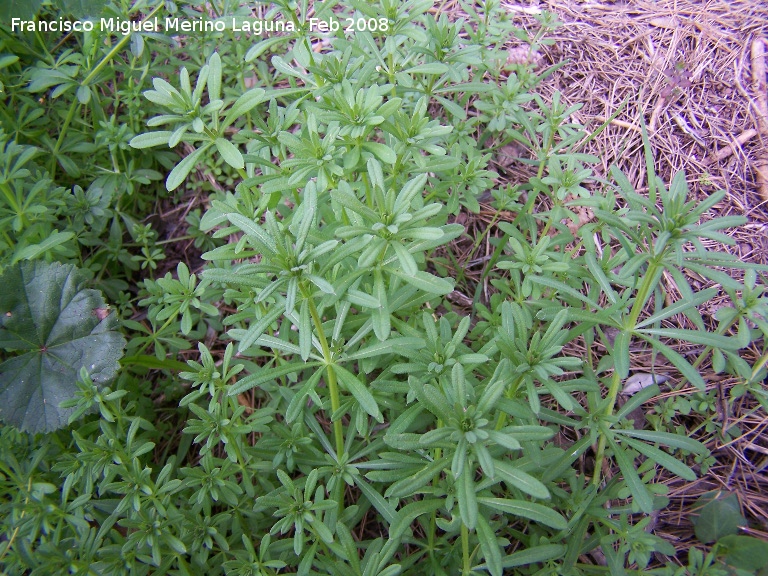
[706,128,758,164]
[593,116,643,133]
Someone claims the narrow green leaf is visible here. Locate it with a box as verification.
[486,430,521,452]
[167,145,210,191]
[477,498,567,530]
[501,544,565,569]
[500,425,555,442]
[385,456,450,499]
[286,369,324,423]
[389,269,453,295]
[584,252,617,304]
[299,299,312,361]
[12,231,74,263]
[543,435,593,482]
[129,131,173,149]
[420,382,454,423]
[394,174,428,214]
[636,334,706,390]
[294,182,316,253]
[226,213,277,254]
[307,275,336,295]
[228,362,320,395]
[392,242,417,276]
[224,88,267,126]
[372,268,390,341]
[253,335,301,356]
[613,330,630,379]
[615,384,660,420]
[343,337,424,361]
[494,460,550,499]
[528,276,603,311]
[354,477,398,527]
[458,468,478,530]
[636,327,740,350]
[607,435,654,513]
[361,142,396,164]
[245,35,289,62]
[387,403,424,435]
[215,138,244,169]
[477,360,510,414]
[382,433,423,451]
[635,287,719,328]
[476,514,502,576]
[334,365,383,422]
[406,62,450,75]
[236,305,283,352]
[618,436,697,481]
[347,289,380,308]
[389,499,443,540]
[612,428,708,453]
[207,52,221,100]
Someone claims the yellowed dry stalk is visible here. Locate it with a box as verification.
[751,38,768,202]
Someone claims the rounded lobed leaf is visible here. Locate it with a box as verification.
[0,261,126,433]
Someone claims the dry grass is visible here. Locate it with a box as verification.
[504,0,768,260]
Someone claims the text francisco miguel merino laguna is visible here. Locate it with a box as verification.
[10,16,297,35]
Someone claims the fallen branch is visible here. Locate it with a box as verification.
[706,128,758,164]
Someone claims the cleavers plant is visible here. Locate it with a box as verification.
[1,1,767,575]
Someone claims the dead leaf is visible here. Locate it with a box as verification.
[622,372,669,396]
[92,307,110,321]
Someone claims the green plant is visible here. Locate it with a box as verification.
[0,261,125,433]
[1,1,767,575]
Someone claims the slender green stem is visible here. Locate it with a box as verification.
[50,98,79,167]
[388,52,397,99]
[33,29,53,62]
[51,3,164,172]
[428,422,443,556]
[591,370,620,487]
[135,315,177,356]
[304,291,346,514]
[82,3,164,88]
[495,375,522,430]
[592,258,662,486]
[304,293,344,460]
[461,523,471,575]
[223,390,248,469]
[0,476,32,566]
[155,235,196,245]
[535,133,554,184]
[627,259,661,329]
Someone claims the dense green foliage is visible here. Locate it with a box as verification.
[1,1,768,575]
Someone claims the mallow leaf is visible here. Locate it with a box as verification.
[0,262,125,433]
[0,0,43,19]
[55,0,104,18]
